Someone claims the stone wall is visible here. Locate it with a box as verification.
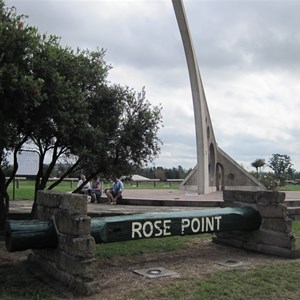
[213,190,300,258]
[27,191,98,296]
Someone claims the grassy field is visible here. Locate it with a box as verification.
[278,184,300,191]
[2,230,300,300]
[6,179,300,201]
[136,260,300,300]
[77,225,300,299]
[293,220,300,248]
[7,179,182,200]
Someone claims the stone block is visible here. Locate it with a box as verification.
[27,253,98,296]
[262,218,292,233]
[37,191,62,208]
[215,231,250,242]
[55,212,91,235]
[58,193,87,215]
[33,248,57,262]
[243,242,295,258]
[223,190,258,204]
[223,190,286,206]
[59,235,96,258]
[248,229,295,249]
[257,204,287,218]
[55,250,96,276]
[256,191,286,205]
[37,191,87,215]
[36,205,48,220]
[36,205,59,220]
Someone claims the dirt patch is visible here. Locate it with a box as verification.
[0,236,289,300]
[87,238,289,300]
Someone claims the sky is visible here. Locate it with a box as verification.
[5,0,300,172]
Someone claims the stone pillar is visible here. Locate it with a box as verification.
[27,191,98,296]
[213,190,300,258]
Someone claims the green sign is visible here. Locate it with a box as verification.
[6,207,261,252]
[91,207,261,243]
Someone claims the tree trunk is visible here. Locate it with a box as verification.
[0,168,9,230]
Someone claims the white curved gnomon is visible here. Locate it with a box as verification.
[172,0,215,194]
[172,0,265,194]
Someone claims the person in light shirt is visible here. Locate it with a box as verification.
[105,175,124,205]
[77,175,90,195]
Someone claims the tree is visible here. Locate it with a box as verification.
[268,154,293,186]
[155,167,166,181]
[0,1,163,223]
[26,40,109,203]
[71,85,163,192]
[101,86,162,176]
[251,159,265,177]
[0,1,42,228]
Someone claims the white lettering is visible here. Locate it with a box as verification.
[201,217,205,232]
[205,217,214,232]
[132,222,142,238]
[181,218,190,234]
[163,220,172,236]
[154,220,163,237]
[180,215,223,235]
[191,218,201,233]
[132,216,223,239]
[143,221,154,238]
[132,220,173,239]
[215,216,222,231]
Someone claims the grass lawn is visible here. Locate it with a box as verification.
[136,260,300,300]
[2,231,300,300]
[97,226,300,299]
[293,220,300,248]
[96,229,300,299]
[278,184,300,191]
[6,180,181,200]
[6,179,300,201]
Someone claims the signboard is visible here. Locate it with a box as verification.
[16,151,39,176]
[91,207,261,243]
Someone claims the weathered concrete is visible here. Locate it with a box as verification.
[213,190,300,258]
[172,0,265,193]
[27,191,98,296]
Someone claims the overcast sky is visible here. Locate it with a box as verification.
[5,0,300,172]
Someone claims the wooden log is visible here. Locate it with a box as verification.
[91,207,261,243]
[5,207,261,252]
[5,219,58,252]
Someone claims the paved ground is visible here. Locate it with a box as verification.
[8,189,300,216]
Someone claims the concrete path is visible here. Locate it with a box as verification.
[8,189,300,216]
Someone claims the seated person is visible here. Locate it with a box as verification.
[90,176,102,203]
[105,175,124,205]
[77,175,90,194]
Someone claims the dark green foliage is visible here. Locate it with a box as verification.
[0,1,163,226]
[136,165,191,180]
[251,158,265,177]
[269,154,293,186]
